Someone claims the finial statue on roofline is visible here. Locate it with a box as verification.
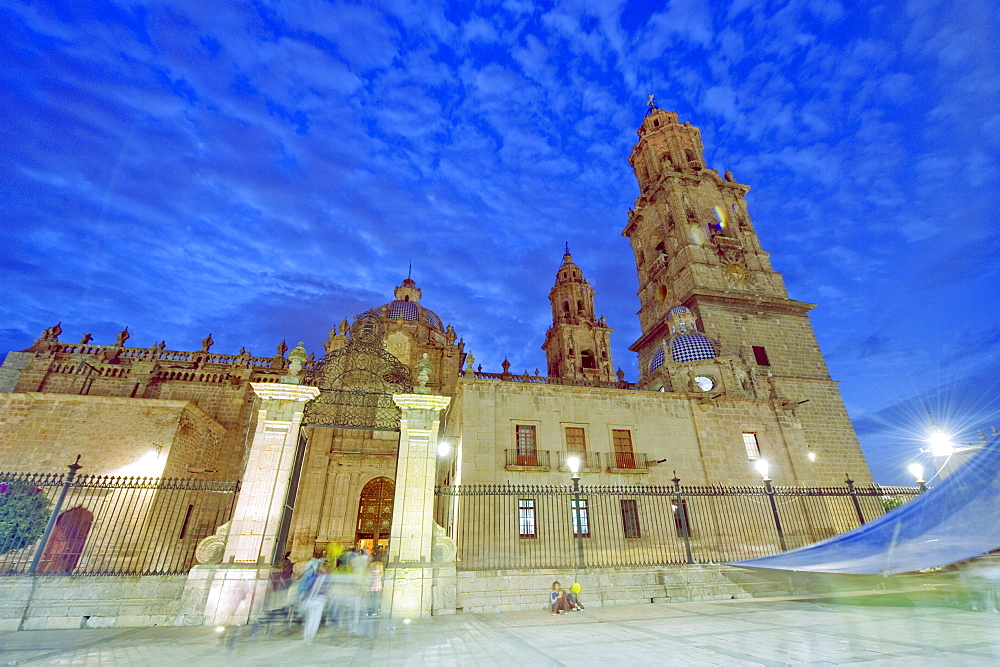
[281,342,308,384]
[414,353,433,393]
[647,92,656,111]
[115,326,130,347]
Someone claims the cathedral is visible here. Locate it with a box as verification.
[0,104,873,563]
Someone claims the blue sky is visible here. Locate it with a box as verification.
[2,0,998,484]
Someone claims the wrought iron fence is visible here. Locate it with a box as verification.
[0,471,239,576]
[435,480,921,570]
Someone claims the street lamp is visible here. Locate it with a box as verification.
[755,459,787,551]
[908,462,928,493]
[567,455,585,569]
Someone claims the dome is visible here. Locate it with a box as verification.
[671,333,718,362]
[388,300,419,321]
[668,305,690,316]
[650,348,665,372]
[363,300,444,331]
[357,276,446,331]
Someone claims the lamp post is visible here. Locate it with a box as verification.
[908,463,928,493]
[755,459,787,551]
[567,455,585,569]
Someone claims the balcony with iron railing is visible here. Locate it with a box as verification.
[556,451,602,473]
[607,451,651,473]
[504,449,553,471]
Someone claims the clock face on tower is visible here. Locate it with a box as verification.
[726,264,746,281]
[693,375,715,391]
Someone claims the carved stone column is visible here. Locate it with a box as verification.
[382,393,451,619]
[180,382,318,627]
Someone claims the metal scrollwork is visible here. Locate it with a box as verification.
[304,312,412,430]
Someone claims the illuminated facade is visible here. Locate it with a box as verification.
[0,107,873,564]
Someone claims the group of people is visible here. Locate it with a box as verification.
[550,581,584,614]
[265,544,385,642]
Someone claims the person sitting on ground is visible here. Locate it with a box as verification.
[550,582,570,614]
[567,582,584,610]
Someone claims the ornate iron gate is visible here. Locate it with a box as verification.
[303,312,412,430]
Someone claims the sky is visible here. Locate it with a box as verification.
[2,0,998,484]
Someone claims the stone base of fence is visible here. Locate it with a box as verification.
[453,565,865,614]
[0,565,944,631]
[0,575,190,632]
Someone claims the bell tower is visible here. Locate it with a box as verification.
[622,101,870,481]
[623,102,817,379]
[542,246,615,382]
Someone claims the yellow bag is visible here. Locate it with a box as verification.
[571,582,581,594]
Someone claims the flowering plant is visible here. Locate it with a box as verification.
[0,482,53,555]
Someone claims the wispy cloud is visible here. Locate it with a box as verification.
[0,0,996,481]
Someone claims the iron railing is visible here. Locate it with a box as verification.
[502,451,651,472]
[0,471,239,576]
[435,480,920,570]
[504,449,553,469]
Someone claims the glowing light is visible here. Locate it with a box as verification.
[754,458,770,480]
[214,626,226,633]
[807,451,817,462]
[567,456,581,474]
[908,463,924,482]
[437,441,450,457]
[925,426,955,457]
[403,618,412,624]
[114,449,166,477]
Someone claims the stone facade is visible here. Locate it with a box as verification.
[0,393,225,477]
[0,108,875,621]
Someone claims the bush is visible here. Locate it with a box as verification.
[881,496,905,512]
[0,482,53,555]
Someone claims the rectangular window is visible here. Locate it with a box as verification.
[516,424,538,466]
[571,499,590,537]
[743,432,761,460]
[620,499,641,538]
[565,427,587,454]
[673,498,692,537]
[178,504,195,540]
[518,499,536,538]
[612,429,636,469]
[752,345,770,366]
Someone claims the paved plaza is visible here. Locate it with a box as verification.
[1,588,998,666]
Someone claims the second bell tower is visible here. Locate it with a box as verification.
[542,247,615,382]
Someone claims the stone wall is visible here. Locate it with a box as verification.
[453,565,836,614]
[449,378,844,486]
[0,393,226,477]
[0,575,189,631]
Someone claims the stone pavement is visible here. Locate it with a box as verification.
[1,589,998,666]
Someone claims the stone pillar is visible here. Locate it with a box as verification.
[382,393,451,619]
[181,382,319,627]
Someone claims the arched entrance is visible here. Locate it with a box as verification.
[356,477,394,554]
[39,506,93,574]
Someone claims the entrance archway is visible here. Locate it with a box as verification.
[355,477,394,554]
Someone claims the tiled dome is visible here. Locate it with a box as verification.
[650,347,665,372]
[363,300,444,331]
[671,332,718,362]
[668,305,691,317]
[388,300,419,321]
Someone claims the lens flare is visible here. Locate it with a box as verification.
[713,205,727,229]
